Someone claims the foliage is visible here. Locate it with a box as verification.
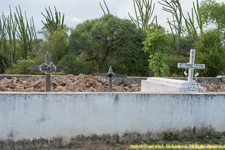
[194,29,225,77]
[5,58,42,75]
[58,52,91,75]
[99,0,110,15]
[183,0,203,35]
[159,0,183,53]
[128,0,156,31]
[143,29,170,77]
[164,132,180,141]
[69,14,149,76]
[165,54,189,76]
[0,12,8,55]
[14,6,36,60]
[49,27,68,63]
[179,33,198,54]
[0,52,9,73]
[200,0,225,30]
[39,27,68,64]
[41,6,65,35]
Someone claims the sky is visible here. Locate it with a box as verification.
[1,0,225,38]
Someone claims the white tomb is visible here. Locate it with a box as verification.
[141,49,206,93]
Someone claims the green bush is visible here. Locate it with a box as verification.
[5,59,43,75]
[165,54,189,77]
[58,52,91,75]
[143,29,170,77]
[0,52,9,74]
[194,29,225,77]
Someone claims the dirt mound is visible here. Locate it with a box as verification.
[0,74,140,92]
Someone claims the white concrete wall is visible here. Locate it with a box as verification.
[0,92,225,141]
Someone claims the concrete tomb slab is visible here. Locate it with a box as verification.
[141,77,206,92]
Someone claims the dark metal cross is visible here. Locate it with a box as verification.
[94,66,128,92]
[28,51,68,92]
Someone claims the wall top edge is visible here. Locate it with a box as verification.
[0,92,224,95]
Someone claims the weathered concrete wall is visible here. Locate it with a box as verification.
[0,92,225,144]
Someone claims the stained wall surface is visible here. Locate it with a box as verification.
[0,92,224,141]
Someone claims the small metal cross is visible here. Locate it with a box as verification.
[178,49,205,82]
[94,66,128,92]
[28,51,68,92]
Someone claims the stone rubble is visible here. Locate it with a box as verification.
[0,74,224,92]
[0,74,141,92]
[201,81,225,92]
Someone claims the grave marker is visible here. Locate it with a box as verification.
[94,66,128,92]
[28,51,67,92]
[178,49,205,82]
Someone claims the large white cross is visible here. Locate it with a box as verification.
[178,49,205,82]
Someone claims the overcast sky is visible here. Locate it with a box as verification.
[1,0,225,38]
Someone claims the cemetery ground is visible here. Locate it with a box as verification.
[43,132,225,150]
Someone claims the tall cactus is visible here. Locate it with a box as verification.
[193,0,203,34]
[14,6,28,59]
[100,0,110,15]
[9,6,18,64]
[41,6,65,34]
[26,16,37,52]
[183,0,202,35]
[14,5,36,60]
[159,0,183,53]
[128,0,156,31]
[0,13,8,54]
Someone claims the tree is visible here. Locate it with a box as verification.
[39,26,68,64]
[41,6,65,35]
[143,28,170,77]
[183,0,203,35]
[14,6,36,60]
[128,0,156,31]
[159,0,183,53]
[200,0,225,30]
[99,0,110,15]
[0,13,7,55]
[194,29,225,77]
[69,14,149,76]
[48,27,68,63]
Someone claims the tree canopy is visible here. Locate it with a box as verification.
[68,14,149,76]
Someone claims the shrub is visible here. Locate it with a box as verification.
[194,29,225,77]
[165,54,189,77]
[5,59,43,75]
[143,29,170,77]
[0,52,9,74]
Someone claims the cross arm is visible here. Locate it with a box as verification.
[28,65,68,71]
[178,63,205,69]
[94,73,109,77]
[113,74,128,78]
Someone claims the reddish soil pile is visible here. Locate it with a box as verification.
[0,74,140,92]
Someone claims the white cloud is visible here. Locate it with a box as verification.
[71,17,82,23]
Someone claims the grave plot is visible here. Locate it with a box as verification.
[0,74,141,92]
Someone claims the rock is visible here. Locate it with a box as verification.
[0,85,6,91]
[12,77,17,84]
[55,86,67,92]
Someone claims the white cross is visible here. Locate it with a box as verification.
[178,49,205,82]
